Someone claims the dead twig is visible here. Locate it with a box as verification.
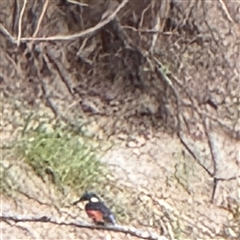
[44,49,75,95]
[12,0,20,35]
[138,1,151,42]
[139,2,151,29]
[0,24,16,44]
[19,0,129,42]
[32,0,49,38]
[202,117,217,176]
[1,215,168,240]
[17,0,28,46]
[211,175,240,203]
[66,0,89,7]
[122,26,174,35]
[217,0,234,23]
[40,76,59,118]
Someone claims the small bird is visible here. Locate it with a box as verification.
[74,192,116,225]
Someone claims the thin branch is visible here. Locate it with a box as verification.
[217,0,234,23]
[32,0,49,38]
[12,0,20,35]
[0,24,17,44]
[17,0,27,46]
[202,117,217,176]
[66,0,89,7]
[180,0,195,27]
[211,175,239,203]
[1,215,168,240]
[139,2,151,29]
[150,15,160,53]
[20,0,129,42]
[138,1,151,41]
[211,178,218,203]
[45,50,75,95]
[40,76,59,118]
[122,26,174,35]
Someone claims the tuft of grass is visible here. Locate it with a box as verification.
[16,123,109,192]
[0,159,14,196]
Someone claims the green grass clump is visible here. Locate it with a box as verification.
[17,123,108,192]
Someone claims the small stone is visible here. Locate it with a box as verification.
[109,100,120,106]
[127,141,137,148]
[133,148,141,155]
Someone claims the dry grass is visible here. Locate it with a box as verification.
[1,0,240,239]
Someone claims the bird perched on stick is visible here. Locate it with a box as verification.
[74,192,116,225]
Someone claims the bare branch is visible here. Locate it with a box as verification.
[66,0,89,7]
[20,0,129,42]
[0,24,16,44]
[218,0,234,23]
[17,0,27,46]
[1,215,168,240]
[150,14,160,53]
[32,0,49,38]
[122,26,174,35]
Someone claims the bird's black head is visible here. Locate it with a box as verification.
[79,192,100,202]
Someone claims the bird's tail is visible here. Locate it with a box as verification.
[108,214,116,225]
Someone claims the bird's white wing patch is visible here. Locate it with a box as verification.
[90,197,99,202]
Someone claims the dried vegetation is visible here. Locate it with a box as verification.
[1,0,240,239]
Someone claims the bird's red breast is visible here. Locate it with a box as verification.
[86,210,104,224]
